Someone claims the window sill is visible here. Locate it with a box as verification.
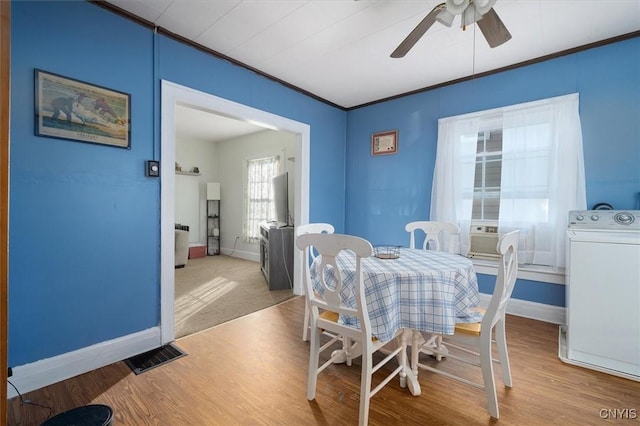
[470,258,565,285]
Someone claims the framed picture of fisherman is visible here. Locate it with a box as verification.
[35,69,131,149]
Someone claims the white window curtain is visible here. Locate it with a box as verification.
[499,94,586,268]
[430,118,479,256]
[431,94,586,269]
[243,156,280,243]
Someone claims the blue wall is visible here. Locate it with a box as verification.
[9,1,346,367]
[346,37,640,306]
[9,1,640,367]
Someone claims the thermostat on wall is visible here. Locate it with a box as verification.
[146,160,160,177]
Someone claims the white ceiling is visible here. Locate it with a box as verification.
[175,104,265,142]
[104,0,640,140]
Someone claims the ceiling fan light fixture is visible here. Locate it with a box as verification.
[391,0,511,57]
[474,0,497,15]
[436,9,455,27]
[461,4,482,27]
[444,0,470,15]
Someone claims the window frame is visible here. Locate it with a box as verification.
[243,155,280,242]
[430,93,586,274]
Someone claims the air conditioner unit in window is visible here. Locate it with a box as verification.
[468,224,500,259]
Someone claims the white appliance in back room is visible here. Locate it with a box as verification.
[559,210,640,381]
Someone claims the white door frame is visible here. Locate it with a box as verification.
[160,80,310,344]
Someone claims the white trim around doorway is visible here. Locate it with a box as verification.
[160,80,310,344]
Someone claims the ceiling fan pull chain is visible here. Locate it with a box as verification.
[472,22,476,77]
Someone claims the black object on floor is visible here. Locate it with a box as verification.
[41,404,113,426]
[124,343,187,375]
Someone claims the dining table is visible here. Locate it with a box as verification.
[310,246,482,396]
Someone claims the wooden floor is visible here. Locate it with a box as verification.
[7,296,640,425]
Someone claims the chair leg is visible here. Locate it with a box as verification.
[479,334,499,419]
[434,334,444,361]
[495,319,513,387]
[307,325,321,401]
[302,300,310,341]
[345,337,353,367]
[359,350,373,426]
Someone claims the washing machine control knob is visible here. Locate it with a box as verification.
[614,213,634,225]
[590,214,599,221]
[575,215,584,221]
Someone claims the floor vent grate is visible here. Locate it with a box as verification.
[124,343,187,375]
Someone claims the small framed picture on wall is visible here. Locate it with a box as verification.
[371,130,398,156]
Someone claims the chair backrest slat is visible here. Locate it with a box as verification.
[296,233,373,330]
[405,221,460,253]
[482,230,519,331]
[296,223,335,261]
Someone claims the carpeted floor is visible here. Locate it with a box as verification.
[174,254,294,338]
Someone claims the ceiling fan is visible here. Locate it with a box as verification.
[391,0,512,58]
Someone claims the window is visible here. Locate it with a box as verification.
[243,156,280,242]
[472,130,502,221]
[431,94,586,269]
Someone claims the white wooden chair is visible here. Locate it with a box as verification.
[405,221,460,253]
[410,230,519,419]
[296,222,335,341]
[296,232,410,426]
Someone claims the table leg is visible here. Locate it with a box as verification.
[410,330,450,375]
[331,349,348,364]
[331,339,362,364]
[402,329,421,396]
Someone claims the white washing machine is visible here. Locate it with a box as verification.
[559,210,640,381]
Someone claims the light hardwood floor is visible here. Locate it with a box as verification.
[7,296,640,425]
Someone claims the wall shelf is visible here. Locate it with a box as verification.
[207,200,221,255]
[176,170,201,176]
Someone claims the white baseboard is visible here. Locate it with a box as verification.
[220,247,259,263]
[7,327,162,398]
[478,293,566,325]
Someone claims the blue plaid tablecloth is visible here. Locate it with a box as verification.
[310,248,482,343]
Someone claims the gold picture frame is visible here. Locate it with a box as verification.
[35,69,131,149]
[371,130,398,156]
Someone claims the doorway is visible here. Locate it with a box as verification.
[160,80,310,344]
